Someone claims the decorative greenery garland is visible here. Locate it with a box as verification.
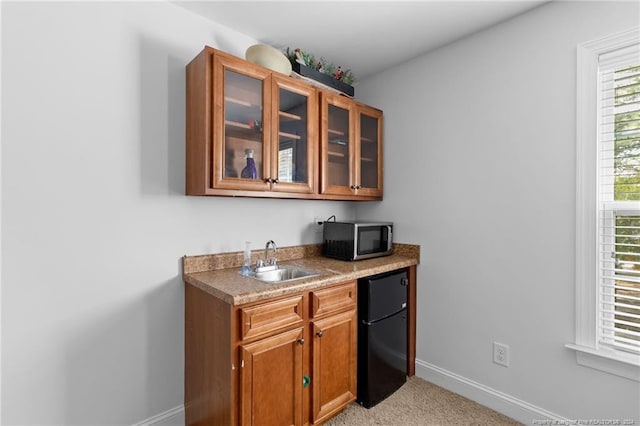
[285,47,357,85]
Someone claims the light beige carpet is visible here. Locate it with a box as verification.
[325,376,523,425]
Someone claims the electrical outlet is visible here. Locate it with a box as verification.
[493,342,510,367]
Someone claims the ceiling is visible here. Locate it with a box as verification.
[174,1,549,82]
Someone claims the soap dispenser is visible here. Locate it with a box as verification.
[241,241,252,276]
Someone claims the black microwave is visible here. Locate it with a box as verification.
[322,221,393,261]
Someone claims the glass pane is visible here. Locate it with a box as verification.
[277,88,308,183]
[360,114,379,189]
[610,214,640,351]
[223,70,263,180]
[327,104,350,187]
[613,64,640,200]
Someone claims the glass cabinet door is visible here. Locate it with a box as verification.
[271,76,317,194]
[212,55,271,190]
[320,94,355,196]
[356,106,383,197]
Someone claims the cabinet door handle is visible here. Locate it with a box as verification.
[316,330,323,338]
[265,177,272,183]
[272,178,279,184]
[297,338,305,345]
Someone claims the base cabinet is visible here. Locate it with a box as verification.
[311,310,357,423]
[240,328,304,426]
[185,281,357,426]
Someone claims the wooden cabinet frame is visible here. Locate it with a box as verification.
[319,92,383,199]
[310,310,357,423]
[186,46,382,200]
[320,93,357,197]
[212,53,272,192]
[354,104,384,198]
[240,328,304,425]
[270,75,318,195]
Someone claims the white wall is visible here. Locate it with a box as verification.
[5,1,639,424]
[0,2,354,424]
[356,0,640,423]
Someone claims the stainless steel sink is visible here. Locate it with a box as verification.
[247,265,320,283]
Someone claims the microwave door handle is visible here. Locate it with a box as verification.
[387,225,393,252]
[353,224,359,260]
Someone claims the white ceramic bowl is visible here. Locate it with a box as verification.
[245,44,292,76]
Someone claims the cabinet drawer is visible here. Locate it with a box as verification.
[310,281,356,318]
[240,295,305,340]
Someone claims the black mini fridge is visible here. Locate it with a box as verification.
[357,268,408,408]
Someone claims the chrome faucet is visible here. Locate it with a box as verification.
[255,240,278,271]
[264,240,277,267]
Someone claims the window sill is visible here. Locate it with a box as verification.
[566,344,640,382]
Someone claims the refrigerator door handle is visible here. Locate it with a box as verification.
[362,308,407,325]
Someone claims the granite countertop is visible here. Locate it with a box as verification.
[182,243,420,305]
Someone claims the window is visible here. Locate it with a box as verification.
[599,61,640,354]
[278,146,294,182]
[571,28,640,381]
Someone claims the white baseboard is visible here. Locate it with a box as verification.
[415,358,568,424]
[135,360,566,426]
[132,405,184,426]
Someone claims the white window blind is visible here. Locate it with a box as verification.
[278,146,294,182]
[598,44,640,354]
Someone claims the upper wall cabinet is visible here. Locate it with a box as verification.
[271,75,318,195]
[212,52,272,193]
[186,46,382,201]
[320,93,383,199]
